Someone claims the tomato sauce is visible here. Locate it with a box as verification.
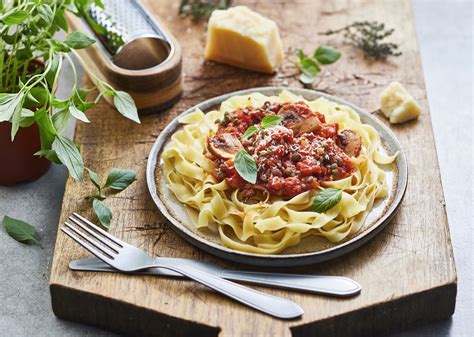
[208,101,356,198]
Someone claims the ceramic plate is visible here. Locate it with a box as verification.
[146,87,408,267]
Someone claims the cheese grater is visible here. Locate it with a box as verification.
[87,0,175,70]
[65,0,183,113]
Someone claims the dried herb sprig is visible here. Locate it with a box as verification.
[179,0,232,21]
[321,21,401,60]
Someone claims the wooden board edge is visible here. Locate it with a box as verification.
[50,283,221,337]
[290,282,457,337]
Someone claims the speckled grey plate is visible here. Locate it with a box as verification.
[146,87,408,267]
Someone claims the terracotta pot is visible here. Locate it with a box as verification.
[0,122,51,186]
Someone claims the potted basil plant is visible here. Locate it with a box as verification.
[0,0,139,185]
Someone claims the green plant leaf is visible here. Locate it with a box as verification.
[112,91,140,124]
[261,115,283,129]
[38,4,54,24]
[0,92,24,123]
[10,93,25,140]
[234,149,257,184]
[2,10,29,25]
[28,87,49,108]
[87,168,102,190]
[52,135,84,181]
[52,109,71,134]
[241,125,258,140]
[34,149,61,164]
[35,108,57,150]
[19,108,35,127]
[68,102,90,123]
[299,66,319,84]
[45,55,60,88]
[2,215,41,246]
[295,48,306,62]
[64,31,95,49]
[53,8,68,31]
[104,168,136,191]
[93,199,112,228]
[314,45,341,64]
[311,188,342,213]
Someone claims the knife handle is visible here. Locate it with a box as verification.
[220,271,361,297]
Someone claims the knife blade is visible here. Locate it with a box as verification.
[70,258,361,297]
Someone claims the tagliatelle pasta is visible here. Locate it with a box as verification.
[161,91,397,254]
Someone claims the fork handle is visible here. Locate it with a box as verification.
[154,260,303,319]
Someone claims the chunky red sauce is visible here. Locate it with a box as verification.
[207,101,360,199]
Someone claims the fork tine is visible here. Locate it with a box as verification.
[64,222,117,259]
[69,216,120,253]
[72,212,124,246]
[61,227,115,264]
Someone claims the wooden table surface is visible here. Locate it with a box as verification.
[49,1,456,336]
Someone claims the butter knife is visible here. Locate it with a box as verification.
[70,258,361,297]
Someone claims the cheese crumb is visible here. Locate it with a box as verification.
[380,81,421,124]
[204,6,284,74]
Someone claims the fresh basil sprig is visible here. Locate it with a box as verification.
[234,149,257,184]
[261,115,283,129]
[2,215,42,247]
[311,188,343,213]
[294,45,341,86]
[241,115,283,141]
[85,168,136,228]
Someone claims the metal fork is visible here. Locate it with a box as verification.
[61,213,304,319]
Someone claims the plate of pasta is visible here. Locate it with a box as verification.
[147,87,407,266]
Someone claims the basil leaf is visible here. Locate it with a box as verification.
[314,45,341,65]
[64,31,95,49]
[52,135,84,181]
[93,199,112,228]
[113,91,140,124]
[35,108,57,150]
[38,4,54,24]
[104,168,136,191]
[87,168,102,190]
[234,149,257,184]
[2,215,41,246]
[52,109,71,134]
[299,65,319,84]
[53,8,69,31]
[68,102,90,123]
[261,115,283,129]
[19,108,35,127]
[2,10,29,25]
[241,125,258,140]
[10,93,25,140]
[0,92,23,123]
[311,188,343,213]
[45,55,60,88]
[295,48,305,62]
[34,149,61,164]
[301,57,320,71]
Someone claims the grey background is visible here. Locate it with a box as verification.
[0,1,472,336]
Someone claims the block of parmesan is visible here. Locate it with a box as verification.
[380,81,422,124]
[204,6,284,74]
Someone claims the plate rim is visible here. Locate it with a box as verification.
[146,87,408,266]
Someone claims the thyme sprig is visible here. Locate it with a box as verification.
[179,0,232,21]
[321,21,401,60]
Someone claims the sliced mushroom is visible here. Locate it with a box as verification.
[208,133,242,160]
[277,103,321,135]
[298,116,322,134]
[336,130,362,157]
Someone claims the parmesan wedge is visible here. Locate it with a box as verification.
[380,81,421,124]
[204,6,284,74]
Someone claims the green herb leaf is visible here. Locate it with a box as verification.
[311,188,342,213]
[87,168,102,191]
[314,45,341,64]
[295,48,305,62]
[19,109,35,127]
[2,10,29,25]
[35,108,57,150]
[34,149,61,164]
[112,91,140,124]
[2,215,41,246]
[53,8,69,31]
[93,199,112,228]
[52,135,84,181]
[261,115,283,129]
[0,92,24,123]
[38,4,54,24]
[104,168,136,191]
[234,149,257,184]
[45,55,60,88]
[69,102,90,123]
[52,109,71,134]
[64,31,95,49]
[241,125,258,140]
[9,93,25,140]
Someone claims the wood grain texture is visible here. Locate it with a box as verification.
[49,0,457,336]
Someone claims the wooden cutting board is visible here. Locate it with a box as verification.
[49,1,457,336]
